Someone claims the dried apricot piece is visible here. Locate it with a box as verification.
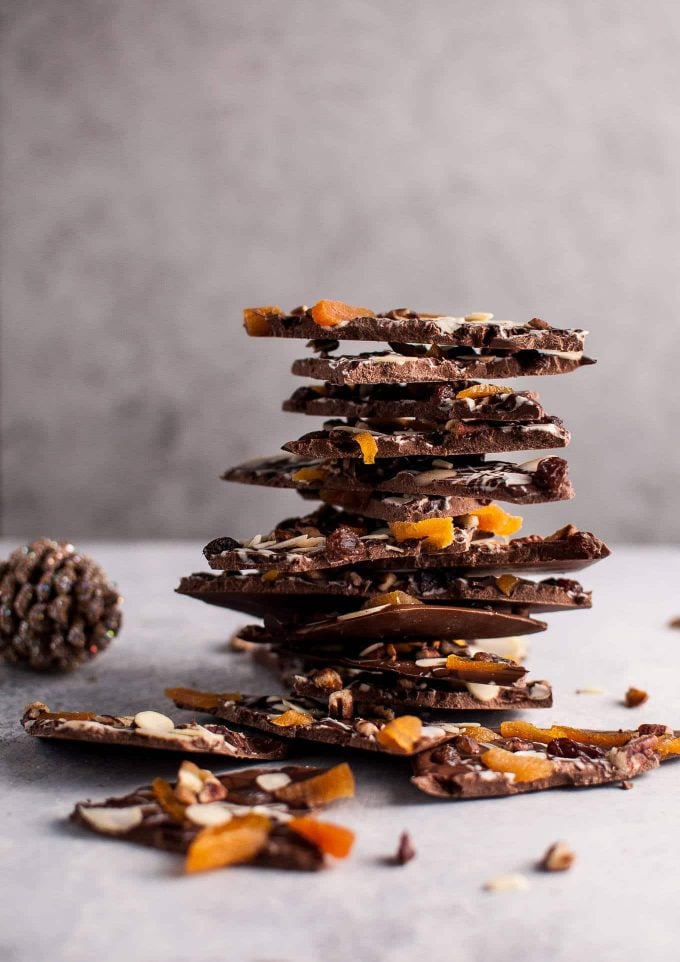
[288,817,355,858]
[499,721,634,749]
[261,569,280,583]
[38,710,99,722]
[243,306,281,336]
[455,384,512,400]
[495,574,520,597]
[470,504,523,537]
[657,736,680,757]
[291,466,329,484]
[389,518,454,550]
[481,745,555,782]
[310,300,374,329]
[624,686,648,708]
[164,687,241,710]
[185,813,271,873]
[274,763,355,807]
[270,709,314,727]
[354,432,378,465]
[152,777,187,823]
[376,716,423,753]
[362,590,422,609]
[446,654,500,675]
[459,725,499,743]
[499,721,558,743]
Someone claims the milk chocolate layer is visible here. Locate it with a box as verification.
[283,382,546,422]
[292,350,595,385]
[249,306,587,352]
[222,454,574,504]
[411,726,678,799]
[166,689,454,756]
[283,417,570,459]
[21,701,288,759]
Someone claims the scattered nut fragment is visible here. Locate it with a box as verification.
[465,312,494,322]
[229,630,258,652]
[133,710,175,734]
[175,760,228,804]
[483,873,529,893]
[668,617,680,629]
[328,688,354,720]
[538,841,576,872]
[624,686,649,708]
[309,667,344,692]
[575,686,608,695]
[620,780,634,790]
[393,831,416,865]
[79,805,144,835]
[255,772,293,793]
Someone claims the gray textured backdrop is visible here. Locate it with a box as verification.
[2,0,679,544]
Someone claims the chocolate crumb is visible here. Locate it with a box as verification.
[668,617,680,629]
[624,686,649,708]
[538,841,576,872]
[620,780,635,790]
[394,831,416,865]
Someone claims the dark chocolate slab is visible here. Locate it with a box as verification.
[72,761,353,871]
[283,382,546,422]
[222,454,574,505]
[179,570,590,614]
[316,489,487,522]
[247,306,587,351]
[292,350,595,385]
[282,417,570,459]
[411,724,679,799]
[21,701,288,759]
[166,689,455,756]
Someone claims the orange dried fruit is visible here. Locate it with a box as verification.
[288,817,355,858]
[310,300,374,329]
[455,384,513,400]
[459,725,499,743]
[261,569,280,582]
[499,720,634,749]
[362,590,422,609]
[36,710,98,721]
[389,518,454,550]
[152,777,187,823]
[270,709,314,727]
[496,574,520,597]
[354,432,378,465]
[243,306,281,336]
[274,763,355,807]
[481,745,555,782]
[185,813,271,873]
[657,736,680,757]
[470,504,523,537]
[376,715,423,753]
[291,466,329,484]
[164,687,241,710]
[446,654,499,675]
[624,686,648,708]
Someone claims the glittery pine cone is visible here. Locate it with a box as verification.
[0,539,122,671]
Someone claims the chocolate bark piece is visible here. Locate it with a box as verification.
[71,762,349,871]
[178,570,590,614]
[283,382,547,422]
[222,454,574,505]
[292,349,595,385]
[198,507,610,575]
[282,416,570,459]
[21,701,288,759]
[250,306,587,352]
[291,673,553,712]
[166,689,454,756]
[410,727,677,799]
[318,489,488,521]
[264,602,546,644]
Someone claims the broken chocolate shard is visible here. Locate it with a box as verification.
[292,350,595,386]
[166,689,454,756]
[72,761,353,871]
[21,701,288,760]
[222,454,574,505]
[282,416,570,460]
[247,305,588,352]
[283,382,547,422]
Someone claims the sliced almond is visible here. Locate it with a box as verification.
[79,805,144,834]
[255,772,292,793]
[133,710,175,734]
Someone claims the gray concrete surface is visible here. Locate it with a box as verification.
[2,2,680,542]
[1,540,679,962]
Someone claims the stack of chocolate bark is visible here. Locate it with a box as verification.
[177,302,610,734]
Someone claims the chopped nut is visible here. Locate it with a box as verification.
[185,802,234,827]
[538,841,576,872]
[255,772,292,793]
[175,760,228,805]
[393,831,416,865]
[620,780,634,790]
[309,667,344,692]
[624,686,649,708]
[133,710,175,734]
[575,686,608,695]
[328,688,354,720]
[668,617,680,629]
[79,805,144,835]
[483,873,529,893]
[465,312,494,322]
[355,720,379,738]
[546,524,578,541]
[528,317,550,329]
